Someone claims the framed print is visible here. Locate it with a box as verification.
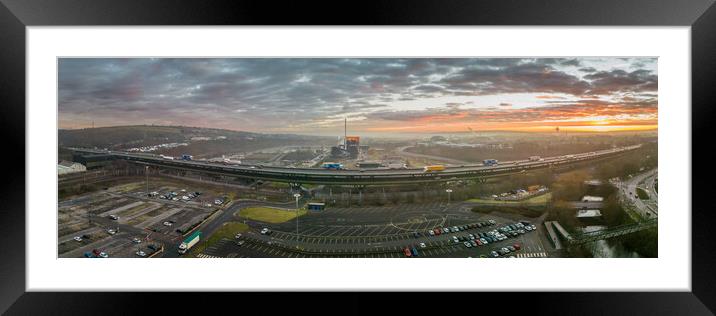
[2,0,715,314]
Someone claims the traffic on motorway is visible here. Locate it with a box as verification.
[70,145,641,185]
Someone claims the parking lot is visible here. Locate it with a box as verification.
[58,179,224,258]
[200,201,553,258]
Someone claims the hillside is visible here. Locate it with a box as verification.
[58,125,335,158]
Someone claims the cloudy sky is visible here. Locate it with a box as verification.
[58,58,657,135]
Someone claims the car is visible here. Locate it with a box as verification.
[507,246,516,252]
[475,239,483,246]
[73,236,83,242]
[513,243,521,250]
[525,226,533,231]
[98,252,109,258]
[434,229,441,236]
[260,228,270,235]
[488,219,496,225]
[442,228,450,234]
[403,247,412,257]
[108,215,118,220]
[530,224,537,230]
[490,251,499,258]
[235,233,243,239]
[468,234,475,240]
[452,226,459,232]
[411,247,419,256]
[479,238,488,244]
[83,252,94,258]
[135,250,147,257]
[413,232,421,238]
[470,240,478,247]
[236,240,245,246]
[518,229,526,234]
[464,241,472,248]
[82,234,91,239]
[147,245,158,251]
[458,236,466,242]
[163,221,173,226]
[501,247,510,253]
[419,242,427,248]
[92,249,101,256]
[452,236,459,243]
[428,230,435,236]
[477,223,484,228]
[132,237,142,243]
[107,229,116,235]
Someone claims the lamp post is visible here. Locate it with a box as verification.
[293,193,301,233]
[446,189,453,205]
[145,165,149,197]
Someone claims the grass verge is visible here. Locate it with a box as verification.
[467,192,552,205]
[237,206,308,223]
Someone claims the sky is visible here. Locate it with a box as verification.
[58,58,658,135]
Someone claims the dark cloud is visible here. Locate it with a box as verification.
[58,58,657,131]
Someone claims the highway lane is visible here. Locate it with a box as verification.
[70,145,642,184]
[614,169,658,218]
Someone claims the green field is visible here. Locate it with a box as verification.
[467,192,552,205]
[636,187,650,200]
[190,222,249,255]
[237,206,308,223]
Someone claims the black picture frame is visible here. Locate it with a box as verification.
[1,0,714,314]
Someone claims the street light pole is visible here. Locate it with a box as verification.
[294,193,301,229]
[294,193,301,248]
[145,165,149,197]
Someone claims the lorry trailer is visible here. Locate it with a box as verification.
[483,159,499,166]
[423,165,446,172]
[321,162,344,170]
[178,230,201,254]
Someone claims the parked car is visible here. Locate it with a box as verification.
[108,215,118,220]
[98,252,109,258]
[490,251,499,258]
[83,252,94,258]
[419,242,426,248]
[428,230,435,236]
[411,247,419,257]
[507,246,516,252]
[464,241,472,248]
[513,243,521,250]
[107,229,116,235]
[403,247,412,257]
[73,236,83,242]
[470,240,478,247]
[135,250,147,257]
[132,237,142,243]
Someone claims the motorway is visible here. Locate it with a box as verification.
[70,144,641,185]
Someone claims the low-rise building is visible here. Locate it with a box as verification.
[57,161,86,175]
[581,195,604,202]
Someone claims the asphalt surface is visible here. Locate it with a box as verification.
[197,201,554,258]
[614,169,658,218]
